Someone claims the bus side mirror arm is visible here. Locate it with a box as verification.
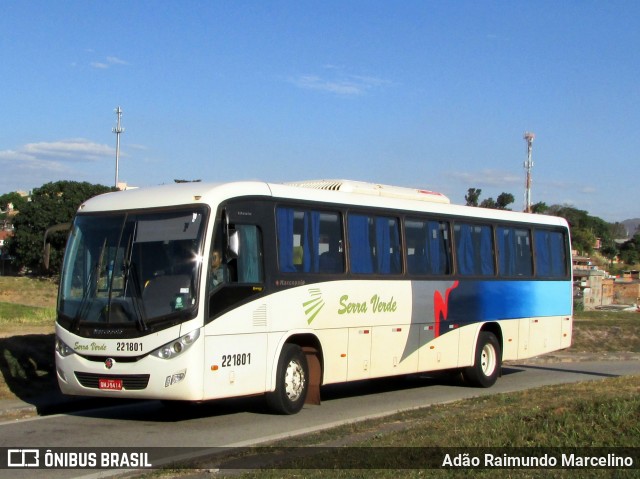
[43,222,71,271]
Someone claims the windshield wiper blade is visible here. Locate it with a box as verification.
[70,262,99,331]
[124,260,148,332]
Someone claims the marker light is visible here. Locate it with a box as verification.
[151,329,200,360]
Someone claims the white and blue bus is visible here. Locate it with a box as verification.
[55,180,572,414]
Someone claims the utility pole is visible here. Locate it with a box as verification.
[113,106,125,189]
[523,131,535,213]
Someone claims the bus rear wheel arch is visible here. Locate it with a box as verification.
[462,331,501,388]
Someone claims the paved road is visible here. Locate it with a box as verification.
[0,359,638,479]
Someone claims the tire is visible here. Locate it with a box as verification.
[462,331,501,388]
[266,344,309,414]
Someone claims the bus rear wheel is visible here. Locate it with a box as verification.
[266,344,309,414]
[462,331,501,388]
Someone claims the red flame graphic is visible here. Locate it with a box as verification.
[433,281,459,337]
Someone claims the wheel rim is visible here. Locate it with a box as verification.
[284,359,305,401]
[480,342,497,377]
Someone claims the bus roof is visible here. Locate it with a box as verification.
[285,179,450,204]
[76,180,568,228]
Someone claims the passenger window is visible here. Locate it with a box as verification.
[405,218,451,275]
[497,226,533,277]
[348,213,401,274]
[454,223,495,276]
[535,229,567,278]
[276,207,344,273]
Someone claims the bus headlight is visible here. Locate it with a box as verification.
[151,329,200,360]
[55,337,75,357]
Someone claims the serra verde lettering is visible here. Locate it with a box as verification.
[338,294,397,315]
[74,341,107,352]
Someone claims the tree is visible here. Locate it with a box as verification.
[0,191,28,212]
[479,197,497,209]
[619,234,640,265]
[0,192,28,230]
[548,204,618,258]
[465,187,515,211]
[496,193,515,210]
[530,202,549,214]
[465,188,482,207]
[609,222,628,239]
[570,228,597,256]
[6,181,116,275]
[479,192,514,210]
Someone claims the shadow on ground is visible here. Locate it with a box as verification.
[0,333,56,399]
[0,333,137,416]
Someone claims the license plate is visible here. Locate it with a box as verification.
[99,378,123,390]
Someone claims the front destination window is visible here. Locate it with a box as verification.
[57,208,207,337]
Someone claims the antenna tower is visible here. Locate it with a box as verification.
[523,131,535,212]
[113,106,125,189]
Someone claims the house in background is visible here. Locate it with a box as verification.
[614,271,640,306]
[573,250,640,309]
[573,255,613,310]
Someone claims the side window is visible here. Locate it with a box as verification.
[535,229,567,278]
[347,213,401,274]
[405,218,451,275]
[208,225,226,289]
[454,223,495,276]
[235,225,264,283]
[497,226,533,277]
[208,223,263,290]
[276,207,344,273]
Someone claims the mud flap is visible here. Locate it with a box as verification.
[302,346,321,405]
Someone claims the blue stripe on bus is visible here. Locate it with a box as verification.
[412,280,572,328]
[476,280,572,319]
[403,279,571,363]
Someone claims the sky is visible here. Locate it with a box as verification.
[1,1,639,222]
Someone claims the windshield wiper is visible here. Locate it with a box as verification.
[70,262,99,331]
[124,260,148,332]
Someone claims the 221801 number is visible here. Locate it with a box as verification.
[221,353,251,367]
[116,342,143,352]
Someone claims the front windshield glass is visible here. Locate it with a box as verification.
[58,207,207,333]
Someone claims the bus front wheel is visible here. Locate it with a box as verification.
[266,344,309,414]
[462,331,501,388]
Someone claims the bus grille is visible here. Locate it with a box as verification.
[74,372,150,390]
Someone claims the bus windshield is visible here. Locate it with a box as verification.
[57,207,207,334]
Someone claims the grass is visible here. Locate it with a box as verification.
[0,276,57,308]
[149,376,640,478]
[571,311,640,353]
[0,276,57,336]
[0,302,56,325]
